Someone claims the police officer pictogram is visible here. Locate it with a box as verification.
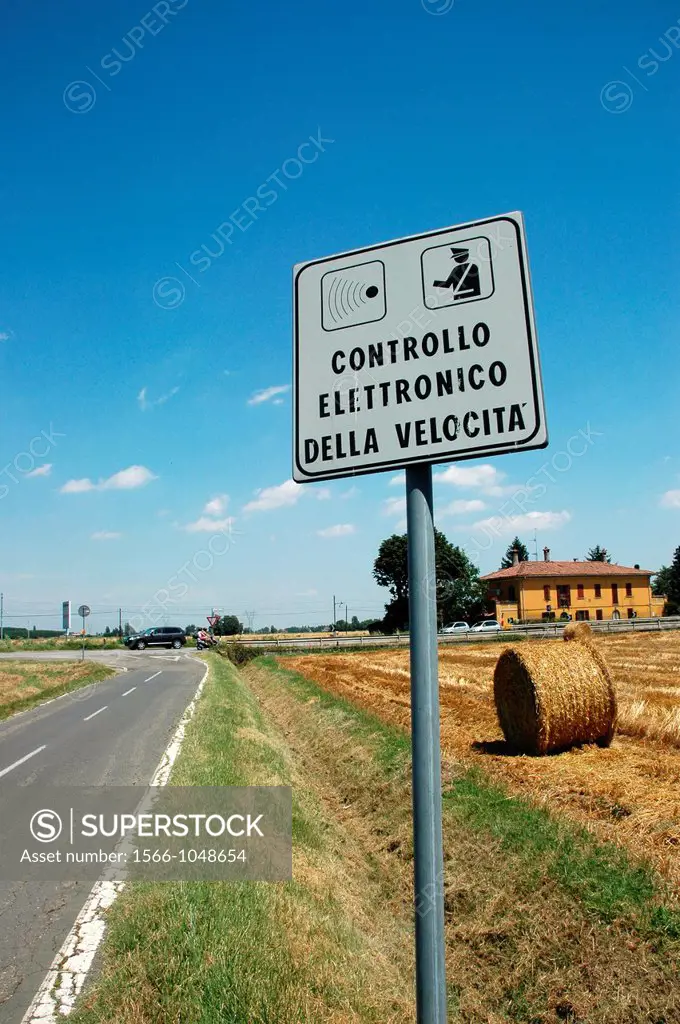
[421,235,494,309]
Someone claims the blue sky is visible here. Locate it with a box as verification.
[1,0,679,632]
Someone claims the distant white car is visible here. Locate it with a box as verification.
[470,619,502,634]
[440,621,469,634]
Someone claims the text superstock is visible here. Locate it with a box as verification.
[293,212,547,482]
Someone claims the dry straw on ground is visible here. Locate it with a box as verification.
[493,640,617,755]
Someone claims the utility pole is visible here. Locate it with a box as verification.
[345,603,348,631]
[333,595,336,632]
[0,592,3,640]
[118,608,122,638]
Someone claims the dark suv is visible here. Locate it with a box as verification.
[125,627,186,651]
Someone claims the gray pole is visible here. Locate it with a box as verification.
[333,595,336,632]
[406,463,447,1023]
[0,592,3,640]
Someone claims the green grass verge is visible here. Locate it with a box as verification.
[0,662,114,720]
[261,657,680,945]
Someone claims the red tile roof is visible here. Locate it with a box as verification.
[480,560,653,581]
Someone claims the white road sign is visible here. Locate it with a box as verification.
[293,212,547,482]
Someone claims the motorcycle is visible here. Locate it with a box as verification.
[196,634,216,651]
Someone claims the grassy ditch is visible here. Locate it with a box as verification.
[70,654,415,1024]
[70,654,680,1022]
[0,661,114,720]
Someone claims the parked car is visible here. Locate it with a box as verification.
[124,626,187,650]
[469,619,502,634]
[440,621,469,634]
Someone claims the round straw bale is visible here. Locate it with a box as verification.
[493,640,616,755]
[563,621,593,643]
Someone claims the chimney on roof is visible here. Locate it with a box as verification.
[543,546,550,561]
[511,547,519,566]
[634,563,640,570]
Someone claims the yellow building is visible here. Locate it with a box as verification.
[480,548,664,625]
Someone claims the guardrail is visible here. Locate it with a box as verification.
[218,616,680,652]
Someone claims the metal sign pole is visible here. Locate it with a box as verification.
[81,614,85,661]
[406,462,447,1023]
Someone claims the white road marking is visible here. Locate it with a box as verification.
[82,706,107,722]
[144,671,162,683]
[0,745,47,780]
[121,687,136,696]
[22,662,209,1023]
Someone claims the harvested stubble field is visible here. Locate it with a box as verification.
[284,631,680,889]
[0,660,113,718]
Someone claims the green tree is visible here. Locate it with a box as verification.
[123,622,132,636]
[215,614,242,636]
[374,534,409,601]
[184,624,198,635]
[665,547,680,616]
[373,530,486,631]
[586,545,612,563]
[500,537,530,568]
[439,553,488,624]
[652,567,671,597]
[104,625,111,635]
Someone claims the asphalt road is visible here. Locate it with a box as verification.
[0,650,205,1024]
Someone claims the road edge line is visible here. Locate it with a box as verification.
[20,657,210,1023]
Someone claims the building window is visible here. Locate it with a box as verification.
[508,585,516,601]
[625,583,632,598]
[577,584,584,600]
[557,584,571,608]
[543,585,550,602]
[612,609,621,620]
[576,610,590,621]
[627,608,636,619]
[594,584,601,598]
[596,609,603,621]
[611,583,619,605]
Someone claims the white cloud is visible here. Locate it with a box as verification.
[61,478,96,493]
[91,530,121,541]
[138,386,180,411]
[243,479,302,513]
[340,485,359,499]
[389,473,405,487]
[383,496,406,517]
[203,494,229,516]
[439,498,486,516]
[25,463,52,478]
[660,490,680,509]
[184,516,236,533]
[0,331,11,342]
[471,509,571,536]
[315,487,332,501]
[61,465,157,494]
[247,384,291,406]
[296,588,318,597]
[317,523,356,538]
[434,464,514,495]
[102,466,157,490]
